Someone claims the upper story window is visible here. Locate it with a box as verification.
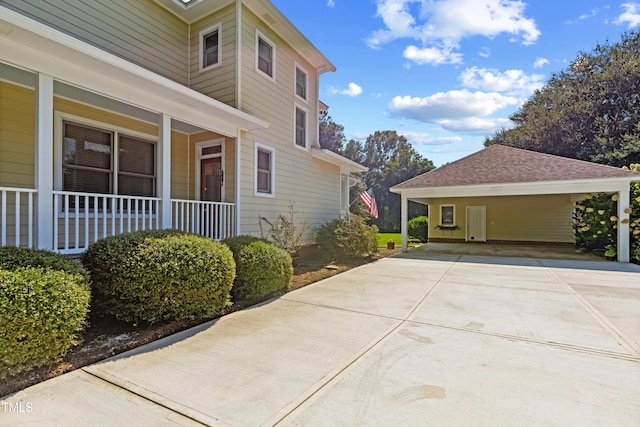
[295,105,307,149]
[295,65,307,100]
[200,24,221,71]
[62,121,156,200]
[256,31,275,80]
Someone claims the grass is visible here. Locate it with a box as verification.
[377,233,422,247]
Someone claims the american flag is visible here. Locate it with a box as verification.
[359,188,378,219]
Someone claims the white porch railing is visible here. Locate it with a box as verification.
[172,199,235,241]
[0,187,36,248]
[53,191,161,254]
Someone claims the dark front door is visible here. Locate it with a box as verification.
[201,157,223,202]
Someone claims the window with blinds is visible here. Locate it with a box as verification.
[257,33,274,78]
[62,121,156,204]
[295,106,307,148]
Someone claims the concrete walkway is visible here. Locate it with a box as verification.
[2,247,640,426]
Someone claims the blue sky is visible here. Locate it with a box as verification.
[270,0,640,166]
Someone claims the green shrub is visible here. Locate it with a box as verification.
[407,216,429,242]
[315,215,378,260]
[0,267,90,379]
[224,237,292,301]
[0,245,89,280]
[82,231,235,324]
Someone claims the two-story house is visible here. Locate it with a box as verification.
[0,0,366,254]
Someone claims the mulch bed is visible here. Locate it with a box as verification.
[0,246,400,398]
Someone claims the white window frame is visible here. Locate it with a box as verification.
[255,30,276,81]
[199,23,221,72]
[294,62,308,102]
[254,142,275,197]
[440,204,456,227]
[195,139,225,202]
[294,103,308,150]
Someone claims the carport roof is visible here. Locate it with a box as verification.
[392,145,638,190]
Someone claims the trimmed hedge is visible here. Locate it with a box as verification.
[1,265,90,379]
[0,245,89,280]
[82,230,235,324]
[223,236,292,301]
[408,216,429,242]
[315,215,379,260]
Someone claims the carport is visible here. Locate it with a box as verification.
[391,145,639,262]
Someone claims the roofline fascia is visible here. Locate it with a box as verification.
[391,176,638,198]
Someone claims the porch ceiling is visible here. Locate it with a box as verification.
[0,6,268,137]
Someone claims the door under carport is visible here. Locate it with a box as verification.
[466,206,486,242]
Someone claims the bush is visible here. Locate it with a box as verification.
[315,215,378,260]
[82,231,235,324]
[408,216,429,242]
[0,266,90,379]
[0,245,89,281]
[224,236,292,301]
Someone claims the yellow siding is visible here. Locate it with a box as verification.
[236,7,338,241]
[190,4,238,106]
[430,194,574,243]
[2,0,189,84]
[171,131,190,200]
[0,82,35,188]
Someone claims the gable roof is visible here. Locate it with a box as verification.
[392,145,638,190]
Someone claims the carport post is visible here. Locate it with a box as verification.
[617,188,630,263]
[401,194,408,251]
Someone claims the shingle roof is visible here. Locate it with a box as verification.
[392,144,638,190]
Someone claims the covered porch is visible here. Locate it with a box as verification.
[0,7,267,254]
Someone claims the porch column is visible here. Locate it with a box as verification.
[401,194,408,251]
[35,74,54,250]
[158,114,172,229]
[235,127,242,236]
[617,188,631,263]
[341,174,349,217]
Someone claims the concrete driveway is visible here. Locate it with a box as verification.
[3,247,640,426]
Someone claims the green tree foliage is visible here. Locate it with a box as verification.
[319,110,347,153]
[486,31,640,166]
[355,131,434,231]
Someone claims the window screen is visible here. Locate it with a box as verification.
[258,37,273,77]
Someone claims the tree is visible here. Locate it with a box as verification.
[319,110,346,153]
[486,31,640,167]
[344,131,435,231]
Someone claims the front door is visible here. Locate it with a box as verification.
[200,157,223,202]
[466,206,486,242]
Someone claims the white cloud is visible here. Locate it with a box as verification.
[389,90,519,122]
[615,3,640,28]
[326,0,335,7]
[437,117,515,135]
[368,0,540,64]
[401,131,462,145]
[328,82,363,97]
[533,57,549,68]
[460,66,545,96]
[341,82,363,97]
[478,47,492,58]
[403,45,463,65]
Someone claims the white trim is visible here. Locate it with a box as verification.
[294,103,309,151]
[294,62,308,103]
[36,74,54,250]
[254,142,275,198]
[255,30,276,82]
[195,138,226,202]
[440,204,456,227]
[158,114,172,229]
[310,148,368,174]
[199,22,221,72]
